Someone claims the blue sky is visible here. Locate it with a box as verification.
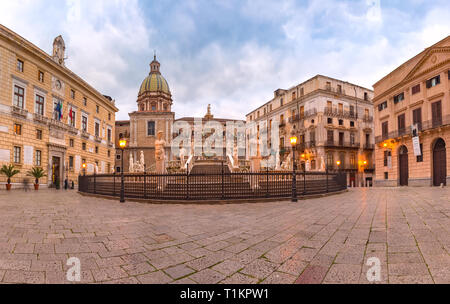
[1,0,449,120]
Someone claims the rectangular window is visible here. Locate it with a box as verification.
[350,132,355,145]
[411,84,420,95]
[69,109,76,127]
[82,116,88,131]
[337,85,342,93]
[349,105,355,117]
[14,123,22,135]
[280,98,283,106]
[53,100,62,121]
[300,88,304,96]
[14,146,21,163]
[70,89,75,99]
[69,156,74,169]
[116,154,121,160]
[38,71,44,82]
[364,92,368,101]
[378,101,387,111]
[431,100,442,127]
[412,108,422,131]
[397,113,406,135]
[426,75,440,88]
[36,129,42,140]
[107,129,112,142]
[116,166,121,173]
[108,113,111,120]
[95,146,99,154]
[82,143,86,151]
[338,132,344,146]
[382,121,388,139]
[69,138,74,147]
[327,153,333,168]
[327,117,332,124]
[393,92,404,104]
[35,150,41,166]
[35,94,45,115]
[83,97,87,106]
[327,130,334,144]
[147,121,155,136]
[384,172,388,180]
[350,121,355,127]
[338,119,343,126]
[95,122,100,137]
[384,150,391,167]
[17,59,24,72]
[108,150,111,157]
[96,105,99,113]
[14,85,25,108]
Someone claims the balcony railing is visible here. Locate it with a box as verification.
[288,109,318,123]
[324,107,356,119]
[325,140,360,148]
[33,113,48,124]
[11,106,28,118]
[94,135,102,143]
[81,130,90,139]
[363,143,375,150]
[49,119,68,130]
[375,115,450,143]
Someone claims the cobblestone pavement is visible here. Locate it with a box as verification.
[0,187,449,284]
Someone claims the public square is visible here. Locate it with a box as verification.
[0,187,449,284]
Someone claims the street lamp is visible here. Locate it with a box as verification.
[119,138,127,203]
[290,135,297,202]
[82,163,87,176]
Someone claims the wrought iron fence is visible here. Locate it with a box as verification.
[78,170,347,201]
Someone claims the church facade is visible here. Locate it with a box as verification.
[114,57,245,173]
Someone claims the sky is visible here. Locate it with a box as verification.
[1,0,449,120]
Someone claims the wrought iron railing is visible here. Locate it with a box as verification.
[79,171,347,201]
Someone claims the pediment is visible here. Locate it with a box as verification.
[403,47,450,82]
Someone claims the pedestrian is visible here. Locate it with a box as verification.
[22,178,30,192]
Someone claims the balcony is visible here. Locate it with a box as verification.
[325,140,360,149]
[94,135,102,143]
[81,130,90,139]
[67,125,78,135]
[107,140,114,147]
[288,108,318,123]
[11,106,28,118]
[33,113,48,124]
[49,119,68,130]
[279,120,286,128]
[363,115,373,123]
[375,115,450,143]
[363,143,375,150]
[324,107,356,119]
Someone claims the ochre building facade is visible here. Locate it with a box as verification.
[373,36,450,186]
[246,75,375,187]
[0,25,118,188]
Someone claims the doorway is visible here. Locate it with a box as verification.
[52,156,61,187]
[398,145,408,186]
[433,138,446,186]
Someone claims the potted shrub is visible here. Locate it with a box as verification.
[27,167,47,190]
[0,164,20,190]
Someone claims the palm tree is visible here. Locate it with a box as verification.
[27,167,46,190]
[0,164,20,190]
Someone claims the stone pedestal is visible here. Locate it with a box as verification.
[250,156,261,173]
[156,159,165,174]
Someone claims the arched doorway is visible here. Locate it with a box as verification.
[398,145,408,186]
[433,138,447,186]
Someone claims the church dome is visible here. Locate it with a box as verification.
[138,55,171,96]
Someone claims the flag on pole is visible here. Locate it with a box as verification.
[69,106,73,124]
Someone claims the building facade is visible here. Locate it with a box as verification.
[246,75,375,186]
[0,25,118,188]
[115,57,245,173]
[373,36,450,187]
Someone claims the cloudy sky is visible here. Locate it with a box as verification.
[1,0,449,120]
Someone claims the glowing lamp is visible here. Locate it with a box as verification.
[119,138,127,149]
[290,136,297,146]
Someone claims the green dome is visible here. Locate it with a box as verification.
[139,72,170,95]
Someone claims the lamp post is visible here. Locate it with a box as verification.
[119,138,127,203]
[82,163,86,176]
[290,135,298,202]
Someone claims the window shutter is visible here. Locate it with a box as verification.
[426,79,431,88]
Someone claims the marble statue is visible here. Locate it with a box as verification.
[275,151,281,170]
[305,159,311,171]
[179,147,186,169]
[320,156,326,171]
[129,154,134,173]
[232,145,239,168]
[155,131,166,173]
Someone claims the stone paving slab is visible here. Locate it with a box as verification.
[0,187,449,284]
